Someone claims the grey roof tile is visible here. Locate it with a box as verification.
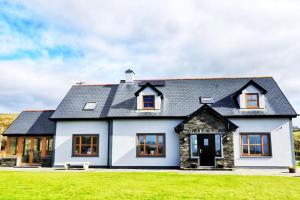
[4,110,56,135]
[51,77,297,119]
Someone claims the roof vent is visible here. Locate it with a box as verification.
[125,69,135,83]
[200,97,213,104]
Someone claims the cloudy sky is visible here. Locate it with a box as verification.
[0,0,299,125]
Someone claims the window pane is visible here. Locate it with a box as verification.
[75,137,80,145]
[249,135,261,145]
[146,144,156,155]
[242,145,248,154]
[247,94,258,101]
[191,135,198,157]
[82,136,91,145]
[9,137,17,155]
[92,136,97,145]
[158,135,164,144]
[263,135,269,146]
[74,146,80,155]
[263,145,269,155]
[138,135,144,145]
[242,135,247,144]
[137,145,144,155]
[247,101,258,107]
[81,146,92,155]
[158,144,164,154]
[92,146,97,154]
[250,145,262,155]
[215,134,221,156]
[146,135,156,145]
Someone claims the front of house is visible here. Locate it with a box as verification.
[3,70,297,169]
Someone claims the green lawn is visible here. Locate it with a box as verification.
[0,172,299,200]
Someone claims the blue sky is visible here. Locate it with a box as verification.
[0,0,300,125]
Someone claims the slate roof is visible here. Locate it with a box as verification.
[3,110,56,135]
[51,77,297,119]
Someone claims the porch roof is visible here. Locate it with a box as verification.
[3,110,56,136]
[174,104,238,133]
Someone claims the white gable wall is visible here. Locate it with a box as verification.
[136,87,162,110]
[239,85,265,109]
[111,119,181,167]
[230,118,294,167]
[54,121,108,167]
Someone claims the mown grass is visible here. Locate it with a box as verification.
[0,172,299,200]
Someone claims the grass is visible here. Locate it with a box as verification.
[0,172,299,200]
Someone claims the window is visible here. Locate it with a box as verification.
[46,138,54,155]
[72,135,99,157]
[143,95,155,109]
[215,134,222,157]
[245,93,259,108]
[200,97,213,104]
[190,135,198,157]
[241,133,271,156]
[83,102,97,110]
[8,137,18,155]
[137,134,165,157]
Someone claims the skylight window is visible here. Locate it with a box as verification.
[83,102,97,110]
[200,97,213,104]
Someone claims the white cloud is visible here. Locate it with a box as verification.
[1,0,300,125]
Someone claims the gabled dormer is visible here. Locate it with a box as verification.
[234,80,268,109]
[135,82,163,111]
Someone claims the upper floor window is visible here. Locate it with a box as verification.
[143,95,155,109]
[245,93,259,109]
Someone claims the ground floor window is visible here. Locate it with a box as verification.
[240,133,271,156]
[136,134,165,157]
[190,134,222,157]
[8,137,18,155]
[72,134,99,157]
[46,138,54,155]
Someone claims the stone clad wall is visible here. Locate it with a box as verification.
[178,108,235,169]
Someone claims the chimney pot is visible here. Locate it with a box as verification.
[125,69,135,83]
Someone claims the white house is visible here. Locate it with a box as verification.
[3,69,297,169]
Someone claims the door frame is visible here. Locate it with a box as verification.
[198,134,216,166]
[189,133,224,167]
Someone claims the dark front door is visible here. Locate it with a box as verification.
[198,134,215,166]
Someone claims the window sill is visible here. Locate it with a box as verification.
[136,155,165,158]
[240,156,272,158]
[71,155,99,157]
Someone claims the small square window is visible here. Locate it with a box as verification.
[200,97,213,104]
[143,95,155,109]
[245,93,259,109]
[83,102,97,110]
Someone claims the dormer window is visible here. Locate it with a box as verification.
[245,93,259,109]
[143,95,155,109]
[83,102,97,110]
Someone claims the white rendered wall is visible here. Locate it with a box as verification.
[112,119,181,167]
[136,87,162,110]
[239,85,265,109]
[230,118,294,167]
[54,121,108,166]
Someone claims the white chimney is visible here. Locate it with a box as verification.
[125,69,135,83]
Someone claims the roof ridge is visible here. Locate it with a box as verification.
[73,84,118,86]
[135,76,273,81]
[23,110,55,112]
